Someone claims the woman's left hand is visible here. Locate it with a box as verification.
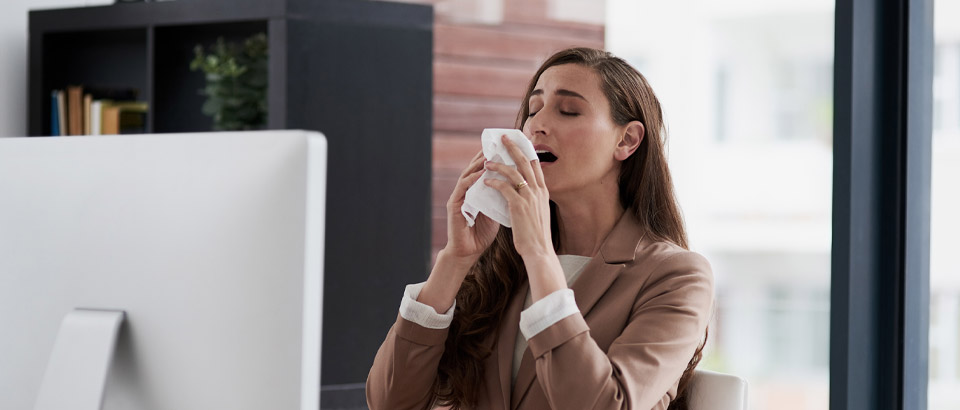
[483,134,554,260]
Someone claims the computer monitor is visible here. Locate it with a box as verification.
[0,130,326,410]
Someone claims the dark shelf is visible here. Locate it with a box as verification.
[29,0,434,391]
[154,21,268,133]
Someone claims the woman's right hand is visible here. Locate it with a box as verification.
[417,151,500,314]
[443,150,500,262]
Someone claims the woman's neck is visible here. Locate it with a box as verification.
[552,179,625,257]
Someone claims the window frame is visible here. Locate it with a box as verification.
[830,0,933,409]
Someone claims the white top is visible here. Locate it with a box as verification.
[397,254,593,385]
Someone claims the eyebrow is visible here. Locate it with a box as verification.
[530,88,588,101]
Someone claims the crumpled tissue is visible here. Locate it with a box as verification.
[461,128,538,228]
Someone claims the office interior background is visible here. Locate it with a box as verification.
[0,0,954,409]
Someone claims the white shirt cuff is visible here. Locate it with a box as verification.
[398,282,455,329]
[519,288,580,340]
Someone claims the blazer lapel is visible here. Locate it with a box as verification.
[508,210,646,410]
[497,279,528,410]
[574,210,647,316]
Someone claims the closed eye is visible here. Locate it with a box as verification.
[528,110,579,117]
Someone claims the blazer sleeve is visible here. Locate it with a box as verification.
[525,251,715,410]
[366,313,448,410]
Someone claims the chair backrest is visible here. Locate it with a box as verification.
[686,369,748,410]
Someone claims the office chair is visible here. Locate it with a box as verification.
[686,369,749,410]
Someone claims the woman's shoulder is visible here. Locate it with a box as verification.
[615,237,714,311]
[596,211,711,285]
[626,236,713,284]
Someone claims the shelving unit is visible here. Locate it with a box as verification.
[28,0,433,400]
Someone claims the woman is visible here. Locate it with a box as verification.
[366,47,713,410]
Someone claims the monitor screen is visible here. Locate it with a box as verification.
[0,130,326,410]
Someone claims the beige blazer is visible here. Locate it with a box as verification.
[366,211,714,410]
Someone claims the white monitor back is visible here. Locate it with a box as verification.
[0,130,327,410]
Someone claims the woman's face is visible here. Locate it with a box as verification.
[522,63,624,197]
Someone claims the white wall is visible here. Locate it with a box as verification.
[0,0,110,137]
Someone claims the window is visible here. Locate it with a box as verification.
[608,1,833,408]
[930,2,960,407]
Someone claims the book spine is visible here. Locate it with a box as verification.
[83,94,93,135]
[56,91,66,137]
[51,91,60,137]
[67,85,83,136]
[102,105,120,135]
[91,101,102,135]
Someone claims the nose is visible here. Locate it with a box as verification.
[525,112,548,139]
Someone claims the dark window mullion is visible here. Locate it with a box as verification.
[902,0,934,408]
[831,0,932,409]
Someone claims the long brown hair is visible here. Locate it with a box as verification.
[429,47,706,410]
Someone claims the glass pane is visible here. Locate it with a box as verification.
[929,0,960,407]
[607,2,834,409]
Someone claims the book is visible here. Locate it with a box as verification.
[56,90,66,136]
[118,109,147,134]
[48,86,145,135]
[102,105,120,135]
[50,91,60,136]
[90,100,102,135]
[67,85,83,136]
[83,94,93,135]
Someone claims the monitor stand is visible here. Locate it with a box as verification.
[34,309,125,410]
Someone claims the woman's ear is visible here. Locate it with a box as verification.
[614,121,644,161]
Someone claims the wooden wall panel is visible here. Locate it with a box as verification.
[434,96,519,134]
[434,60,531,98]
[503,0,548,23]
[434,23,602,66]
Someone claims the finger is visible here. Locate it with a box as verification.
[484,178,523,203]
[449,169,485,205]
[501,135,536,186]
[459,151,486,179]
[530,158,545,187]
[484,161,526,187]
[458,157,484,180]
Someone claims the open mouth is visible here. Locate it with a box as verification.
[536,150,558,163]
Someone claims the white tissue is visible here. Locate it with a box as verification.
[461,128,538,228]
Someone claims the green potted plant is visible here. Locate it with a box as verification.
[190,33,268,131]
